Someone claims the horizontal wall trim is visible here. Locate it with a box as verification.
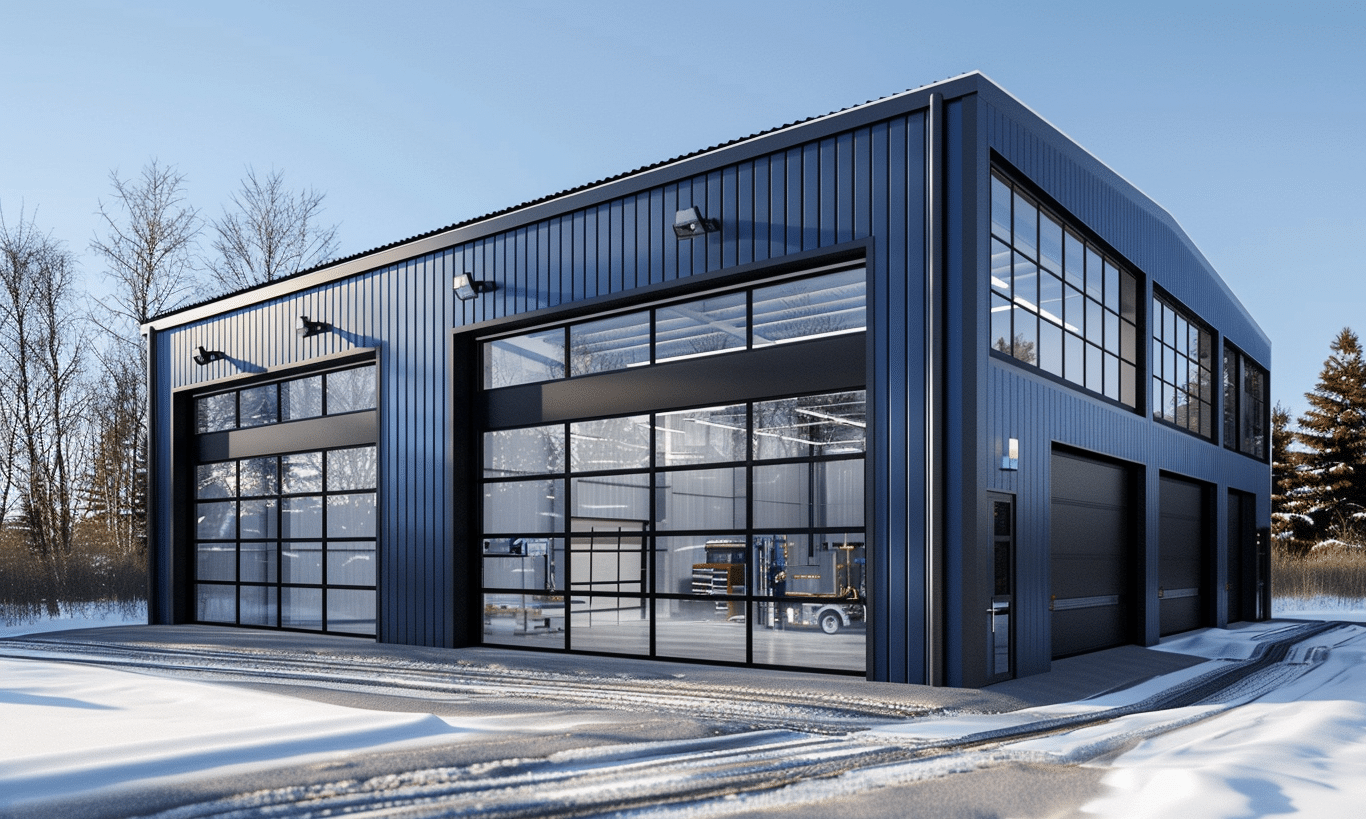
[485,333,867,429]
[198,411,378,461]
[172,348,377,396]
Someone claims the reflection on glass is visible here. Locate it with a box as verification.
[654,599,746,662]
[327,446,377,492]
[571,416,650,472]
[196,392,235,433]
[814,460,865,527]
[327,494,376,538]
[991,176,1011,239]
[751,269,866,347]
[572,473,650,522]
[326,366,377,414]
[753,464,810,529]
[281,376,323,421]
[239,585,276,626]
[569,311,650,376]
[196,462,235,499]
[485,425,565,478]
[655,405,747,466]
[239,384,278,428]
[239,457,278,497]
[655,291,746,362]
[483,593,566,649]
[569,518,646,595]
[655,536,746,599]
[282,496,323,539]
[240,541,277,582]
[196,584,235,623]
[484,329,565,388]
[238,499,278,539]
[282,541,323,584]
[754,391,866,460]
[328,542,376,586]
[282,452,323,494]
[196,501,235,540]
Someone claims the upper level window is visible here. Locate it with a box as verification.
[194,364,376,434]
[482,265,866,390]
[1152,294,1213,438]
[1223,344,1268,459]
[989,171,1138,408]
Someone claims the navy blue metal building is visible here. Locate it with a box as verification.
[144,73,1270,688]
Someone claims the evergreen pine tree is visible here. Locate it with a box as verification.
[1296,328,1366,547]
[1270,403,1315,555]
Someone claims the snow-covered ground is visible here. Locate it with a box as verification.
[3,613,1366,817]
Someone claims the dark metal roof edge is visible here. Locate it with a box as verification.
[144,72,987,331]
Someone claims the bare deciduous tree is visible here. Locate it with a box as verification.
[207,166,339,292]
[0,206,91,613]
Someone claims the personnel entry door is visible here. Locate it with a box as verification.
[986,492,1015,683]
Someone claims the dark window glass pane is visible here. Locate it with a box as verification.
[1012,305,1037,365]
[327,589,375,635]
[1086,343,1103,393]
[991,175,1012,239]
[282,452,323,494]
[1064,332,1085,386]
[483,478,565,534]
[1013,254,1038,311]
[1012,192,1038,259]
[327,446,377,491]
[1039,320,1063,377]
[326,366,376,413]
[282,541,323,584]
[196,462,236,499]
[991,238,1012,298]
[238,498,278,539]
[239,384,278,428]
[327,541,376,586]
[656,404,748,466]
[1039,272,1063,326]
[1104,352,1120,401]
[281,376,322,421]
[569,311,650,376]
[1121,271,1138,323]
[239,456,279,497]
[1153,376,1165,421]
[1086,299,1104,345]
[1104,309,1120,353]
[485,425,565,478]
[196,393,236,433]
[196,501,236,539]
[1121,319,1136,363]
[571,416,651,472]
[327,493,376,538]
[485,330,565,389]
[1064,231,1085,291]
[752,268,866,347]
[282,496,323,539]
[814,459,864,527]
[1063,285,1084,337]
[655,291,747,363]
[991,294,1012,356]
[1085,247,1104,302]
[281,587,323,630]
[1103,260,1120,313]
[1039,213,1063,274]
[753,463,811,529]
[1121,362,1137,408]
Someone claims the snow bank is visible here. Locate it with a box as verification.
[0,657,475,809]
[0,607,147,638]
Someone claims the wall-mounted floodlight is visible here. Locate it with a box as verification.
[453,273,492,301]
[1001,437,1019,471]
[193,345,225,366]
[296,315,330,338]
[672,206,719,239]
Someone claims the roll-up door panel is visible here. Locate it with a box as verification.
[1050,451,1131,658]
[1159,475,1206,636]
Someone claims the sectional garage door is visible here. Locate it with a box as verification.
[1050,451,1132,658]
[1159,475,1207,636]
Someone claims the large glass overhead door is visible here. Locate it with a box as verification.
[191,363,378,636]
[477,265,868,673]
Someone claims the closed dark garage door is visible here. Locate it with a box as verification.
[1160,475,1207,636]
[1050,450,1131,658]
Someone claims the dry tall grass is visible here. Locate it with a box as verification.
[1273,544,1366,603]
[0,526,146,626]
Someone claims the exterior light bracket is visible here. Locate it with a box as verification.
[673,206,718,239]
[296,315,330,338]
[454,274,492,301]
[193,345,225,366]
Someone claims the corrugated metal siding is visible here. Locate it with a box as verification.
[154,110,935,670]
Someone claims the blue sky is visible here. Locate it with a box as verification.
[1,0,1362,416]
